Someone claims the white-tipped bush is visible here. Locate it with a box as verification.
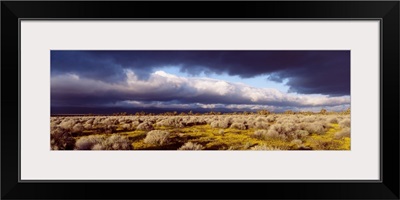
[250,145,283,150]
[230,122,247,130]
[302,116,316,123]
[75,134,132,150]
[247,119,269,129]
[294,130,309,138]
[210,121,219,128]
[107,135,132,150]
[92,143,104,150]
[210,120,229,129]
[178,142,204,150]
[254,122,269,129]
[290,139,303,146]
[72,123,84,133]
[86,119,94,125]
[327,117,339,124]
[253,130,267,139]
[156,118,176,127]
[83,123,93,130]
[304,123,326,134]
[281,123,298,133]
[255,116,267,122]
[103,118,117,126]
[266,115,276,122]
[131,121,140,127]
[267,123,300,139]
[50,121,59,130]
[51,128,76,150]
[219,120,230,128]
[144,130,171,145]
[339,119,351,128]
[136,121,154,131]
[335,127,351,139]
[59,119,76,130]
[121,123,133,131]
[266,129,287,140]
[75,135,105,150]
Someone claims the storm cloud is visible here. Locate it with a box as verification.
[51,50,350,113]
[51,50,350,96]
[51,70,350,110]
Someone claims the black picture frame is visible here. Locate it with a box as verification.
[1,1,399,199]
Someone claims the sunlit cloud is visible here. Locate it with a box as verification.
[51,70,350,112]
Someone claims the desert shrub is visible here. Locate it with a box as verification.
[227,145,242,150]
[83,123,93,129]
[75,135,132,150]
[304,122,326,134]
[103,118,118,126]
[136,121,154,131]
[51,128,76,150]
[275,116,296,124]
[178,142,204,150]
[75,135,105,150]
[104,125,117,134]
[266,115,276,122]
[250,145,283,150]
[327,117,338,124]
[102,135,133,150]
[281,123,299,133]
[294,130,309,138]
[50,121,59,130]
[92,144,104,150]
[314,140,341,150]
[93,119,117,133]
[210,121,219,128]
[255,116,267,122]
[302,116,316,123]
[174,122,185,128]
[210,120,230,129]
[86,118,94,125]
[335,127,351,139]
[268,123,301,139]
[144,130,171,145]
[184,117,207,126]
[265,129,287,140]
[230,122,247,130]
[223,117,233,125]
[248,121,269,129]
[121,123,133,131]
[290,139,303,146]
[232,118,246,124]
[155,118,175,127]
[253,130,267,139]
[131,120,140,127]
[72,123,84,133]
[339,119,351,128]
[59,119,76,130]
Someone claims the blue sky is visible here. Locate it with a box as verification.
[158,66,290,92]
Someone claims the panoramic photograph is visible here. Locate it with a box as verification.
[50,50,350,150]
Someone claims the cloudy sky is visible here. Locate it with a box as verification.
[51,50,350,114]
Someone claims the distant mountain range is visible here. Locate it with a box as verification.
[51,106,250,116]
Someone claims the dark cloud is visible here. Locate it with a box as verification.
[51,50,350,96]
[51,72,350,110]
